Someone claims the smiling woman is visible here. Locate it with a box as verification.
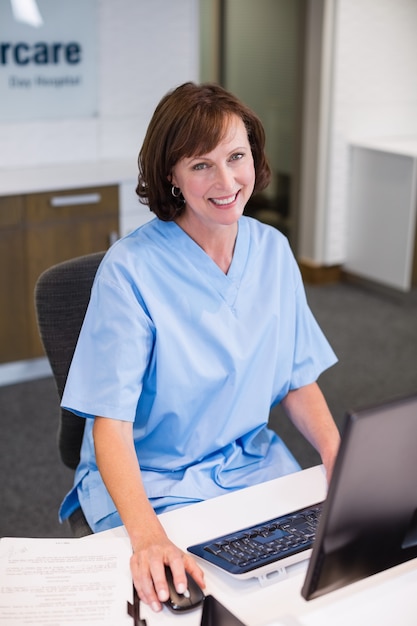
[170,116,256,251]
[137,82,271,222]
[59,81,340,614]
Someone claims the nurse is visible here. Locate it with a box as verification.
[60,82,340,612]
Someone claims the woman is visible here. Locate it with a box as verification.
[60,82,340,612]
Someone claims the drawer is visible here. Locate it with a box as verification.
[25,185,119,223]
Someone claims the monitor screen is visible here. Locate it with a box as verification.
[302,393,417,600]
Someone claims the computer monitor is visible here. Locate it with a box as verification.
[201,595,247,626]
[302,393,417,600]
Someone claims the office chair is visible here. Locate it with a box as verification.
[34,251,106,537]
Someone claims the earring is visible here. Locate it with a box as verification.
[171,185,182,198]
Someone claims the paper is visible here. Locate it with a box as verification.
[0,536,133,625]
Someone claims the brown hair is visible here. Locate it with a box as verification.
[136,82,271,221]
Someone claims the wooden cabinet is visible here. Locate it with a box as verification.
[0,186,119,363]
[0,196,29,362]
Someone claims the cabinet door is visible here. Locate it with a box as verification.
[0,196,31,362]
[25,186,119,358]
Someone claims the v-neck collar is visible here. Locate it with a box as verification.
[157,218,250,308]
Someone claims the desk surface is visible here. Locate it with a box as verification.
[97,466,417,626]
[349,136,417,157]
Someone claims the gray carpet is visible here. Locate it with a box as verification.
[1,281,417,538]
[1,376,74,538]
[270,281,417,468]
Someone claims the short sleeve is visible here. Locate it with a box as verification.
[61,273,154,422]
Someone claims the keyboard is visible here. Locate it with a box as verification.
[187,501,323,580]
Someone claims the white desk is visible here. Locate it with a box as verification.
[345,137,417,292]
[96,466,417,625]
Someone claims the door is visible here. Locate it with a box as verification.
[199,0,306,251]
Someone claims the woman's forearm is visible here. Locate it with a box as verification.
[92,416,206,611]
[93,416,166,549]
[281,382,340,480]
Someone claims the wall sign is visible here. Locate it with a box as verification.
[0,0,97,122]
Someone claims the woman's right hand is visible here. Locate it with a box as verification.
[129,528,205,613]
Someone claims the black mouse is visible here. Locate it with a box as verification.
[163,565,205,613]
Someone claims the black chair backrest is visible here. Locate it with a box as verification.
[34,251,105,469]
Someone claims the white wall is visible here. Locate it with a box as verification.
[322,0,417,265]
[0,0,199,169]
[3,0,417,269]
[298,0,334,265]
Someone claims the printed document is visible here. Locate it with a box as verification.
[0,536,133,625]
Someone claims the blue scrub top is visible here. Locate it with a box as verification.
[61,216,337,531]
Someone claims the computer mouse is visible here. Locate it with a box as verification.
[163,565,205,613]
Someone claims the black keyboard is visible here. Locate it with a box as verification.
[188,502,323,577]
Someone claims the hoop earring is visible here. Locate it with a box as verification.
[171,185,182,198]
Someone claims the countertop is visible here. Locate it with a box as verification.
[0,159,138,196]
[349,136,417,157]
